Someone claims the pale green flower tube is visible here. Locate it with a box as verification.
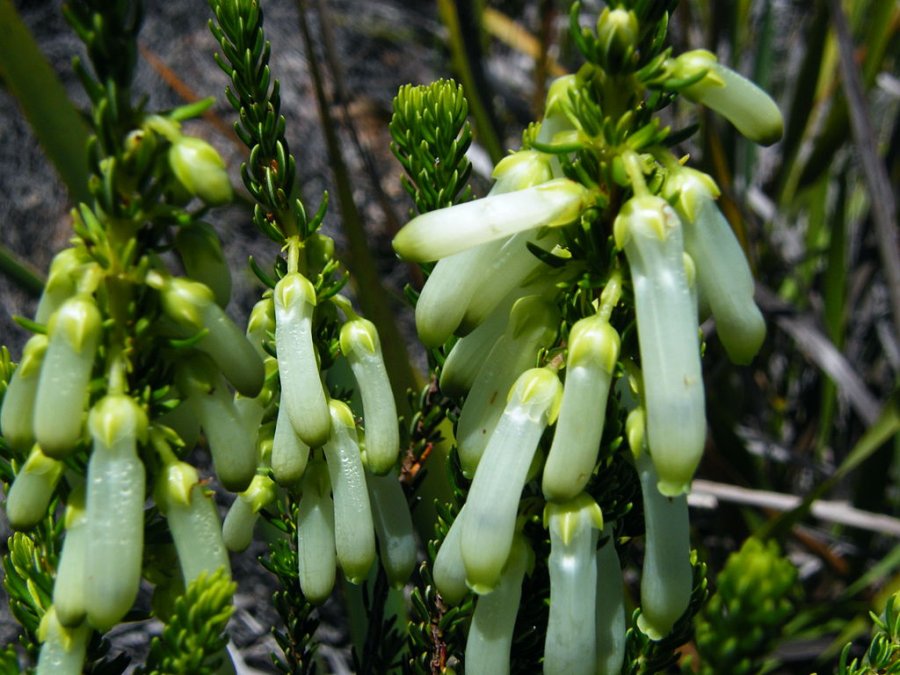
[627,409,692,641]
[34,294,102,458]
[614,195,705,496]
[415,150,554,347]
[543,495,604,675]
[246,297,276,359]
[340,318,400,475]
[178,359,257,493]
[223,474,276,553]
[323,400,376,583]
[464,533,532,675]
[174,221,232,308]
[595,525,626,675]
[439,303,508,398]
[666,168,765,364]
[432,504,470,605]
[366,470,417,587]
[84,395,147,631]
[6,445,63,530]
[462,368,562,593]
[157,460,231,585]
[53,484,88,627]
[297,461,337,604]
[672,50,783,146]
[1,334,48,452]
[274,272,331,448]
[155,275,264,398]
[34,247,87,325]
[455,296,560,476]
[36,607,90,675]
[542,315,620,502]
[271,398,310,486]
[168,135,233,205]
[393,178,589,263]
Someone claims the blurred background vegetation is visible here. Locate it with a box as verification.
[0,0,897,672]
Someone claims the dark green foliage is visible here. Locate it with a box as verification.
[837,593,900,675]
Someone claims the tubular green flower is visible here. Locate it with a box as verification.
[174,221,232,308]
[628,409,692,641]
[5,445,63,530]
[36,607,90,675]
[414,150,554,346]
[34,294,102,458]
[595,525,626,675]
[455,296,560,476]
[543,495,604,675]
[246,297,276,359]
[274,272,331,447]
[156,459,231,584]
[323,400,376,583]
[438,298,509,398]
[1,334,48,452]
[34,247,88,325]
[366,470,417,587]
[271,398,311,486]
[433,504,470,605]
[392,178,589,263]
[462,367,562,593]
[83,395,147,631]
[464,533,532,675]
[156,275,264,397]
[222,474,276,553]
[614,195,705,496]
[542,315,620,502]
[665,167,766,364]
[168,135,233,205]
[53,484,88,627]
[340,318,399,474]
[177,357,257,492]
[671,50,783,146]
[297,461,337,603]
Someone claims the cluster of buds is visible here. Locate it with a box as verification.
[392,13,781,664]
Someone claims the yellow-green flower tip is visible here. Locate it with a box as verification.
[663,166,720,223]
[168,136,233,205]
[492,150,553,191]
[567,315,621,373]
[22,444,62,477]
[88,395,148,448]
[626,407,646,460]
[509,367,563,424]
[248,297,276,334]
[159,277,215,328]
[613,195,676,249]
[18,334,49,378]
[596,7,639,61]
[508,295,560,341]
[274,272,317,312]
[242,474,276,513]
[340,318,379,356]
[328,399,357,430]
[683,252,697,290]
[543,494,604,545]
[657,477,691,498]
[157,460,200,511]
[49,296,102,353]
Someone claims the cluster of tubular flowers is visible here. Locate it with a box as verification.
[217,247,416,604]
[392,63,774,670]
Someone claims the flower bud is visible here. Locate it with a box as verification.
[340,318,399,474]
[544,494,604,675]
[464,533,532,674]
[1,334,48,452]
[6,445,64,530]
[543,315,620,502]
[615,195,705,496]
[462,368,561,593]
[34,247,88,325]
[274,272,331,447]
[433,505,470,605]
[297,462,337,603]
[271,398,310,486]
[246,297,276,359]
[323,400,376,583]
[34,295,103,458]
[671,50,783,146]
[596,7,639,71]
[393,178,589,263]
[222,474,276,552]
[168,136,233,205]
[53,484,88,627]
[174,221,232,308]
[367,470,417,587]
